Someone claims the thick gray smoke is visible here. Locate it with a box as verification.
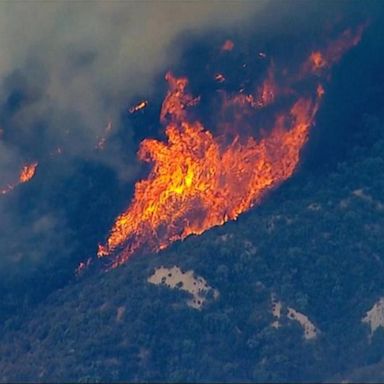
[0,1,265,176]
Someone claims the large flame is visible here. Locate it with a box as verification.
[98,27,364,268]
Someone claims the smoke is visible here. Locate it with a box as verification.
[0,1,266,172]
[0,1,267,282]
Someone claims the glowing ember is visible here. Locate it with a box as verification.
[129,100,148,114]
[310,51,327,71]
[221,39,234,52]
[98,27,364,268]
[304,25,365,75]
[19,162,38,183]
[1,162,38,196]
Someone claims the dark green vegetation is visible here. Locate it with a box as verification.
[1,107,384,382]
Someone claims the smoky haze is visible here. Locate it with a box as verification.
[0,1,266,177]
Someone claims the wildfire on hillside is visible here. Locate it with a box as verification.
[97,26,365,269]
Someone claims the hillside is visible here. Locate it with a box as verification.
[1,111,384,382]
[1,2,384,383]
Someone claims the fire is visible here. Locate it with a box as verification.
[98,74,321,267]
[310,51,327,71]
[220,66,277,115]
[129,100,148,114]
[19,162,38,183]
[305,25,365,74]
[98,27,364,268]
[1,161,38,196]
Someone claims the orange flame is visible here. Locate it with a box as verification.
[305,25,365,74]
[220,66,278,115]
[1,162,38,196]
[98,27,364,268]
[98,74,321,267]
[129,100,148,114]
[310,51,327,71]
[19,162,38,183]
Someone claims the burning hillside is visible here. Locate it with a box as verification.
[98,26,364,269]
